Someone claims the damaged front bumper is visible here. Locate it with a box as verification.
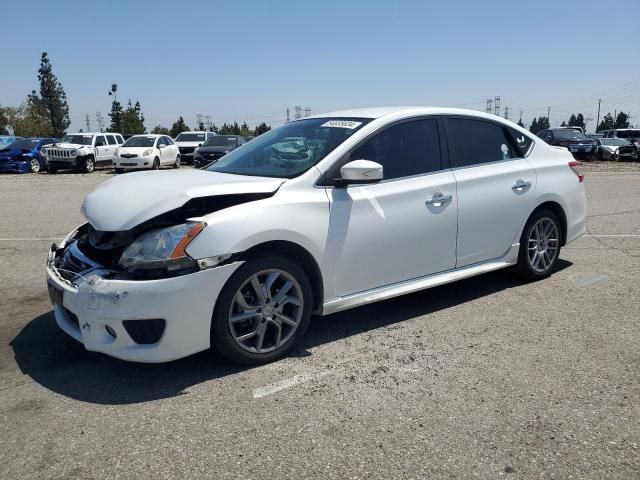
[46,240,242,363]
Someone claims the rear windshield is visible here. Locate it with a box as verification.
[176,133,206,142]
[203,136,240,147]
[123,136,156,148]
[601,138,631,146]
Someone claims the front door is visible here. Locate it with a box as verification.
[444,117,537,267]
[326,118,458,296]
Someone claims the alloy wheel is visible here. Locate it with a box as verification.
[527,217,560,273]
[228,269,304,354]
[30,158,40,173]
[85,158,94,173]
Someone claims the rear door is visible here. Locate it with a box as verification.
[326,117,458,296]
[94,135,109,164]
[104,135,118,163]
[444,117,537,268]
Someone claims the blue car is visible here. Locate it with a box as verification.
[0,137,58,173]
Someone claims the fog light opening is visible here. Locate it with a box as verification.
[105,325,117,338]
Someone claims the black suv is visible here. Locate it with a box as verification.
[193,135,251,168]
[537,128,597,161]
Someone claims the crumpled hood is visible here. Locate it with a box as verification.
[0,147,30,160]
[48,143,86,150]
[81,169,285,231]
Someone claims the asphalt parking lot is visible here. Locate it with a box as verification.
[1,163,639,479]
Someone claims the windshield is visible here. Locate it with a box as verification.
[553,130,590,141]
[61,134,93,145]
[0,136,17,145]
[123,136,156,148]
[207,118,371,178]
[176,133,206,142]
[616,130,640,139]
[203,136,240,147]
[601,138,631,146]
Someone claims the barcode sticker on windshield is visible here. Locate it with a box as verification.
[321,120,363,129]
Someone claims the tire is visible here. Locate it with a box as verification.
[48,166,57,174]
[30,158,41,173]
[515,209,562,281]
[152,157,160,170]
[212,254,314,365]
[115,168,124,174]
[82,156,95,173]
[174,155,181,169]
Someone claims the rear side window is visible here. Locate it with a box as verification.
[447,118,515,168]
[350,118,442,180]
[165,136,174,145]
[115,135,124,144]
[507,127,534,156]
[106,135,117,145]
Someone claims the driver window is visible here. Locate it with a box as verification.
[95,136,106,147]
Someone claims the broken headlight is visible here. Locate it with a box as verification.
[118,222,205,276]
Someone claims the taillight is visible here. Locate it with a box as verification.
[568,161,584,183]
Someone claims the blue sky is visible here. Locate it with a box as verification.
[2,0,639,132]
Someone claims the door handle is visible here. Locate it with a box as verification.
[512,180,531,191]
[425,192,453,206]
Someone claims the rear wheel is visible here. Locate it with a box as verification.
[174,155,181,168]
[212,254,313,365]
[516,209,561,280]
[30,158,41,173]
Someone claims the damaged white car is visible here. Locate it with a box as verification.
[46,107,587,364]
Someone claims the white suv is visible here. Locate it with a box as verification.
[43,132,124,173]
[174,131,216,164]
[46,107,587,364]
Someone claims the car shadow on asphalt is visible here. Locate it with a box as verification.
[10,260,572,405]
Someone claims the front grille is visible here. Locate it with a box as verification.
[48,149,75,158]
[121,154,138,159]
[122,319,166,344]
[121,162,137,166]
[179,147,195,154]
[619,146,635,154]
[55,248,93,281]
[202,152,224,160]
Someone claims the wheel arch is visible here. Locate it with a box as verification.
[241,240,324,313]
[529,200,568,246]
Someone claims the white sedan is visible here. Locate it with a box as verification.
[113,134,180,172]
[46,107,587,364]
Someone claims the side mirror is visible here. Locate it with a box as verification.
[337,159,383,186]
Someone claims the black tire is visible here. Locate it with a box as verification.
[82,156,95,173]
[48,166,57,174]
[174,155,181,169]
[515,208,562,281]
[212,254,314,365]
[115,168,124,174]
[152,157,160,170]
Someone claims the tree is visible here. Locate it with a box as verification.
[14,96,50,137]
[197,120,206,131]
[530,117,539,134]
[615,111,630,129]
[568,113,585,130]
[120,100,146,135]
[108,84,123,133]
[0,106,22,134]
[597,113,614,132]
[170,116,190,137]
[560,121,567,127]
[516,118,524,128]
[537,116,550,130]
[32,52,70,137]
[151,125,170,135]
[0,106,9,135]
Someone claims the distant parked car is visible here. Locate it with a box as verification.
[537,128,597,161]
[588,133,604,140]
[113,134,181,172]
[193,135,251,168]
[174,131,216,164]
[600,129,640,149]
[0,137,58,173]
[43,132,124,173]
[0,135,22,145]
[556,126,585,134]
[596,138,638,161]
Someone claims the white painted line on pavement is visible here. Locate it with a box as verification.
[253,370,332,399]
[0,237,61,241]
[583,234,640,237]
[576,275,608,288]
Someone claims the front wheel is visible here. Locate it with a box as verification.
[152,157,160,170]
[212,254,313,365]
[515,209,561,280]
[174,155,181,169]
[82,156,95,173]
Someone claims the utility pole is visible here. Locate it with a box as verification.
[494,96,501,117]
[286,108,290,123]
[294,105,302,120]
[85,114,91,132]
[596,98,601,131]
[303,107,311,118]
[504,106,509,120]
[205,114,212,131]
[95,112,104,132]
[547,106,551,125]
[519,110,523,125]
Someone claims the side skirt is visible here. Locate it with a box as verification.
[321,243,520,315]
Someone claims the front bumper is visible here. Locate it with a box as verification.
[0,159,31,173]
[113,156,154,169]
[46,243,242,362]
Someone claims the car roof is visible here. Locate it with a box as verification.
[178,131,210,134]
[128,134,163,138]
[305,106,517,122]
[66,132,122,136]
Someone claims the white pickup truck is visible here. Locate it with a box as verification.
[43,132,124,173]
